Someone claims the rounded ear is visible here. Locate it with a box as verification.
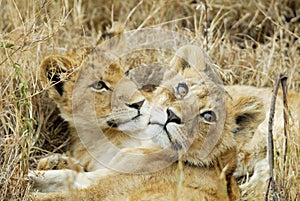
[170,45,206,72]
[97,21,125,56]
[40,55,77,97]
[232,96,266,142]
[167,45,222,84]
[97,21,124,44]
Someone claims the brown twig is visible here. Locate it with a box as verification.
[265,178,272,201]
[265,74,285,201]
[280,76,288,168]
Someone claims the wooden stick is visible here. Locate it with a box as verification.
[265,74,284,201]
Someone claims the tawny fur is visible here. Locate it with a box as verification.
[31,23,156,192]
[30,45,267,201]
[225,85,300,200]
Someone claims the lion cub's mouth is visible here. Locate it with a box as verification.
[164,129,184,151]
[106,120,118,128]
[148,121,185,151]
[106,100,146,128]
[106,113,143,128]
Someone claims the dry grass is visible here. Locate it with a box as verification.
[0,0,299,200]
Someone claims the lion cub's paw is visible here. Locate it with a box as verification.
[28,169,78,192]
[37,153,84,172]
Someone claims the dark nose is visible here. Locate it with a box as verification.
[166,108,181,124]
[126,99,145,110]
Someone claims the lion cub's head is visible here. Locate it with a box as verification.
[143,45,265,167]
[39,32,148,141]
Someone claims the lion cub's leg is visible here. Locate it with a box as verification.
[29,168,115,193]
[37,153,84,172]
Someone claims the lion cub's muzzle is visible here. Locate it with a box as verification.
[125,99,145,119]
[149,107,188,151]
[164,108,184,150]
[106,99,146,127]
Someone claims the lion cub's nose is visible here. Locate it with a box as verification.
[126,99,145,110]
[166,108,181,124]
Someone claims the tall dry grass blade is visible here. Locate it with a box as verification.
[280,76,288,168]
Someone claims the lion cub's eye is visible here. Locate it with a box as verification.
[89,81,110,92]
[200,111,217,123]
[176,83,189,98]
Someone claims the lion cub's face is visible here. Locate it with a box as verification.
[144,66,232,165]
[141,45,265,166]
[40,48,148,136]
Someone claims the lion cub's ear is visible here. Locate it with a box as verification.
[232,96,265,143]
[96,21,125,57]
[40,55,77,98]
[170,45,206,72]
[162,45,207,81]
[167,45,222,83]
[97,21,124,45]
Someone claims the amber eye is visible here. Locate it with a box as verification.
[200,111,217,123]
[90,81,110,91]
[176,83,189,98]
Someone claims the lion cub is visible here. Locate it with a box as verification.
[31,45,265,201]
[30,24,156,192]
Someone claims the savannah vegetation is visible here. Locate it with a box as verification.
[0,0,299,200]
